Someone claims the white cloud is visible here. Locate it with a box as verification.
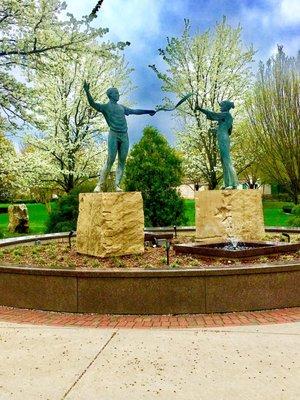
[237,0,300,31]
[100,0,166,39]
[279,0,300,25]
[239,7,272,29]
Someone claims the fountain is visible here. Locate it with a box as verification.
[173,239,300,259]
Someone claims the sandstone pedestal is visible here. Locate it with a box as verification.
[76,192,144,257]
[195,190,264,242]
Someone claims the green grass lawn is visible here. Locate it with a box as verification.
[262,201,292,227]
[183,199,196,226]
[0,203,50,238]
[0,198,295,239]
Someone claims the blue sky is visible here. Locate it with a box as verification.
[67,0,300,145]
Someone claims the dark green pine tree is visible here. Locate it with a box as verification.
[124,126,186,227]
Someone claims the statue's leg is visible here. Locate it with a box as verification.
[221,156,238,189]
[218,133,230,188]
[229,163,238,189]
[115,133,129,190]
[218,132,237,189]
[95,131,118,192]
[221,156,231,188]
[221,144,238,188]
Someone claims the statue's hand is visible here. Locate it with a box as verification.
[149,110,156,116]
[83,80,90,92]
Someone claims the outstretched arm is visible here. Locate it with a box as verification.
[83,81,103,113]
[124,107,156,116]
[196,107,223,122]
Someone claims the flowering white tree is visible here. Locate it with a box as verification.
[150,18,255,188]
[0,130,17,200]
[0,135,55,202]
[0,0,132,197]
[25,40,132,192]
[0,0,129,128]
[231,118,262,189]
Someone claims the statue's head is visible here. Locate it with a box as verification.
[106,87,119,102]
[219,100,234,112]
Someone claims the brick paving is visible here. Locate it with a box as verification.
[0,306,299,329]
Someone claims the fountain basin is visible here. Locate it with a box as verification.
[0,234,299,314]
[173,241,300,259]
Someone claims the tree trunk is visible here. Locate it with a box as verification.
[208,170,218,190]
[293,192,299,205]
[64,175,75,193]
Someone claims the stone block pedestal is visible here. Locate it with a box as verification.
[195,190,264,242]
[76,192,144,257]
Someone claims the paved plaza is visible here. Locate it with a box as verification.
[0,307,299,399]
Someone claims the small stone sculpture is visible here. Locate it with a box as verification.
[83,81,156,192]
[196,100,238,189]
[8,204,29,233]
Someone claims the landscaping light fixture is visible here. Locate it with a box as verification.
[166,240,171,266]
[282,232,290,243]
[173,225,177,238]
[68,230,75,248]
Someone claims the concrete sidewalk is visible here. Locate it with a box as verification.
[0,321,299,399]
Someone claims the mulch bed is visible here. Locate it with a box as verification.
[0,234,299,270]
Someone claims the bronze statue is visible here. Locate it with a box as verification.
[196,100,238,189]
[84,81,156,191]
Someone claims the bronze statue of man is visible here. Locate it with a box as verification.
[83,81,156,191]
